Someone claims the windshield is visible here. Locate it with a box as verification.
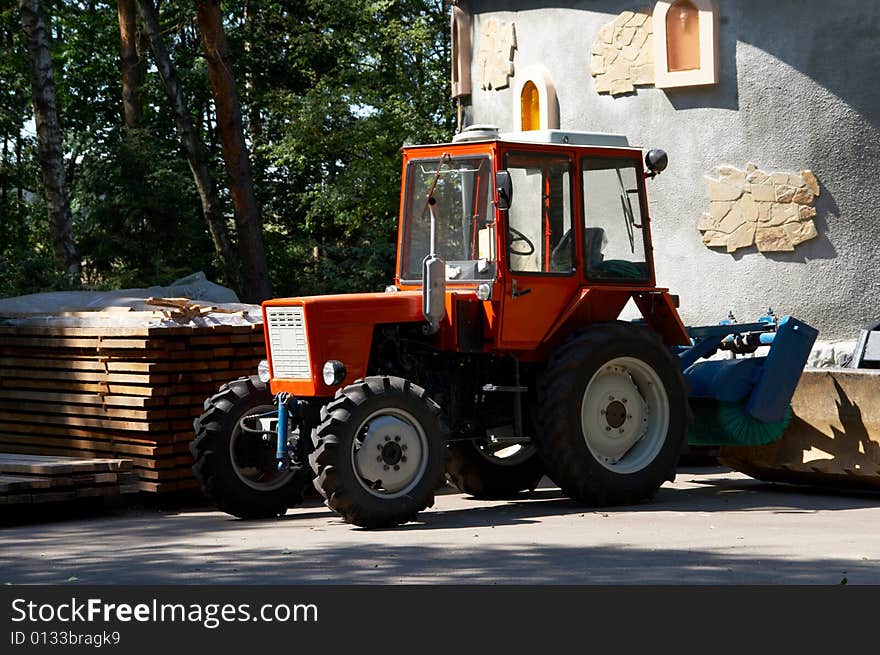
[400,155,495,282]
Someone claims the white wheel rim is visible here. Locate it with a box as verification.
[352,408,429,499]
[580,356,669,474]
[229,404,294,491]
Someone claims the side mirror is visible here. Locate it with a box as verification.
[422,254,446,335]
[496,170,513,210]
[645,149,668,178]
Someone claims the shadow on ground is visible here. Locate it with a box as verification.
[0,467,877,585]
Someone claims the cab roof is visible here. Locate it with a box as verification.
[402,126,637,152]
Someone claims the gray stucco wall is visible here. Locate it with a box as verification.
[464,0,880,340]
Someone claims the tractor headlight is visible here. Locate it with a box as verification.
[322,360,346,386]
[476,283,492,301]
[257,360,271,383]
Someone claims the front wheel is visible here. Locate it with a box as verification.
[191,376,312,519]
[536,322,689,506]
[310,376,449,528]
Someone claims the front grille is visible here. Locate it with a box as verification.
[265,306,311,379]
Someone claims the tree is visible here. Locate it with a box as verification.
[1,1,453,300]
[196,0,271,302]
[18,0,78,284]
[135,0,240,291]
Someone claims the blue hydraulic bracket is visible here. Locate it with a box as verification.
[678,321,772,371]
[275,392,301,471]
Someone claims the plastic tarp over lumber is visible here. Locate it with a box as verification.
[0,272,262,330]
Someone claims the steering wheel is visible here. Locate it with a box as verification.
[508,226,535,256]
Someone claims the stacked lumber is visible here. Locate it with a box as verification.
[0,311,265,493]
[0,454,137,505]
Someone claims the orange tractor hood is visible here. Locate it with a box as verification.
[263,291,425,397]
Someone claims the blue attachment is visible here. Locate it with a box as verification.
[275,392,302,471]
[746,316,818,423]
[679,315,818,424]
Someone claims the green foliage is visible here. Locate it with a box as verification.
[242,0,454,295]
[0,0,453,299]
[74,128,217,289]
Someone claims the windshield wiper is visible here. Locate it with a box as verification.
[419,153,452,221]
[616,168,641,254]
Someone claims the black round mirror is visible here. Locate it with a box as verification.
[645,149,668,175]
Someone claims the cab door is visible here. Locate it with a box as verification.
[498,150,581,350]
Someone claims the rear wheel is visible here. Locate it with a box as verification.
[310,376,449,528]
[191,376,311,519]
[447,440,544,498]
[536,322,689,506]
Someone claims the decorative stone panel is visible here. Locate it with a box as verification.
[476,18,517,90]
[590,10,654,96]
[698,164,820,253]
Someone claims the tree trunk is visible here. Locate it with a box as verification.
[196,0,271,302]
[135,0,241,293]
[116,0,143,128]
[19,0,79,283]
[15,131,23,204]
[1,133,8,208]
[243,0,261,172]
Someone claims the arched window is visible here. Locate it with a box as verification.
[666,0,700,72]
[653,0,718,88]
[512,66,559,132]
[520,81,540,131]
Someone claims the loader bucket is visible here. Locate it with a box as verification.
[718,369,880,490]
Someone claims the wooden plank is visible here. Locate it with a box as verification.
[0,433,173,456]
[0,324,260,338]
[0,400,197,420]
[0,421,181,444]
[0,472,118,491]
[0,335,186,350]
[74,486,123,498]
[0,443,183,471]
[135,478,199,493]
[0,372,244,399]
[0,474,53,492]
[0,345,265,362]
[0,379,165,396]
[0,389,168,408]
[0,453,132,474]
[0,400,161,421]
[134,467,194,481]
[0,490,77,504]
[0,422,180,446]
[0,369,171,384]
[0,411,166,432]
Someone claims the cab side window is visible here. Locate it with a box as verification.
[504,153,573,274]
[582,158,650,280]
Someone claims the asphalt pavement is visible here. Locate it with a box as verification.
[1,467,878,585]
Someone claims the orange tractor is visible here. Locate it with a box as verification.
[192,127,817,528]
